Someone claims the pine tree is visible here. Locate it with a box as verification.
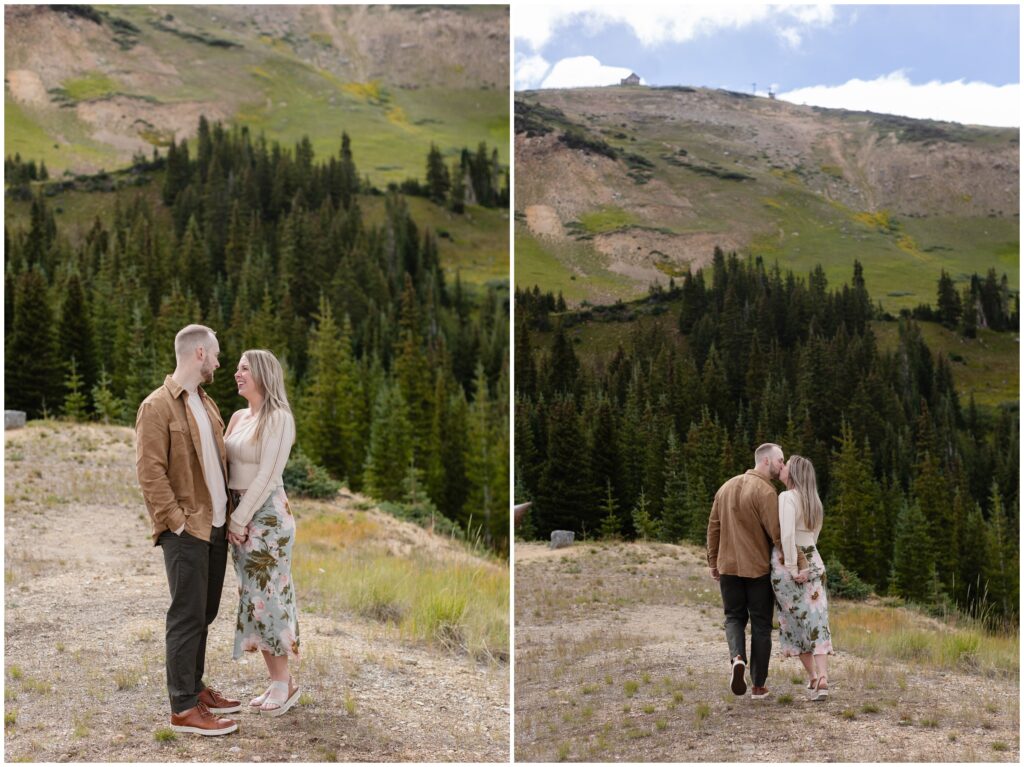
[631,487,660,541]
[6,268,61,417]
[936,270,962,329]
[62,357,88,422]
[891,500,934,603]
[598,479,621,540]
[394,275,434,466]
[982,482,1017,618]
[958,503,988,614]
[449,159,466,213]
[464,363,501,547]
[820,422,882,583]
[912,449,956,593]
[297,297,350,479]
[91,367,124,425]
[661,427,688,543]
[535,396,593,538]
[425,144,450,205]
[58,271,97,402]
[363,380,414,502]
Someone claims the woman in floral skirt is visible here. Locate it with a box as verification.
[225,349,300,716]
[769,454,833,700]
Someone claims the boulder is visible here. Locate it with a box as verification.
[550,530,574,549]
[5,411,26,430]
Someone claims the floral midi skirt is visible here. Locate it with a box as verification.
[230,486,300,660]
[770,544,833,657]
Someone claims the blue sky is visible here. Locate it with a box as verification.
[515,3,1020,126]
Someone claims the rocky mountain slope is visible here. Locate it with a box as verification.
[515,86,1018,310]
[5,5,508,181]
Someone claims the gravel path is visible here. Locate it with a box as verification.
[4,422,509,762]
[514,541,1019,763]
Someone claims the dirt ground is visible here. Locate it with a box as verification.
[4,422,509,762]
[514,541,1019,763]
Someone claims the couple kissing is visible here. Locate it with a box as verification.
[707,443,834,702]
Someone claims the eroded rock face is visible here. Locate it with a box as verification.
[550,530,575,549]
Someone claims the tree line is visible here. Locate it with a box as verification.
[5,118,509,553]
[515,250,1018,623]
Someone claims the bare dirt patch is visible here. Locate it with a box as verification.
[6,69,48,106]
[5,422,509,763]
[594,229,727,284]
[76,97,230,148]
[514,541,1019,762]
[524,205,563,239]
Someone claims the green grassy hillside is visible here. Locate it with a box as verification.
[529,294,1018,409]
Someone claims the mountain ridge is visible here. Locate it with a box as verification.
[514,85,1018,311]
[5,5,509,181]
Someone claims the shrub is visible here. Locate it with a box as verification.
[376,500,462,539]
[824,557,872,600]
[283,448,341,499]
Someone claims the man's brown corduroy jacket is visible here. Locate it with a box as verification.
[136,375,232,544]
[707,469,798,578]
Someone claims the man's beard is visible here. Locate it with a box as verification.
[200,365,215,384]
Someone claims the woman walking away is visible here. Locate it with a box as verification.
[225,349,301,716]
[769,454,833,700]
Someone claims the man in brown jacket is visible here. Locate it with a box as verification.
[707,442,793,701]
[136,324,240,736]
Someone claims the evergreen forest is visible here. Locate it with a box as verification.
[5,118,510,554]
[515,250,1019,625]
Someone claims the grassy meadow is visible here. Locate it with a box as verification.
[292,500,509,662]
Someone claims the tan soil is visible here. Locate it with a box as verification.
[4,422,509,763]
[593,229,727,284]
[75,97,230,147]
[524,205,563,238]
[6,69,48,106]
[514,541,1019,763]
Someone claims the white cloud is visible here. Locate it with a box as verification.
[539,56,639,89]
[777,26,801,49]
[514,2,834,49]
[515,53,551,91]
[777,71,1019,128]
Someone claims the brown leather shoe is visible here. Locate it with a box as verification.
[199,686,242,714]
[170,702,238,736]
[751,686,770,700]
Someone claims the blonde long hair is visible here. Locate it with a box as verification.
[241,349,291,444]
[787,454,823,531]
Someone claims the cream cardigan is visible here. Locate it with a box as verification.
[225,408,295,536]
[779,489,822,577]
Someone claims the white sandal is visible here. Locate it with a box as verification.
[249,684,275,709]
[260,679,301,717]
[812,676,829,701]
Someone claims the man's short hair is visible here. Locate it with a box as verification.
[174,324,216,361]
[754,442,782,466]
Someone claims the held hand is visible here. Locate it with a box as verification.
[227,530,248,546]
[709,567,720,582]
[794,569,809,584]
